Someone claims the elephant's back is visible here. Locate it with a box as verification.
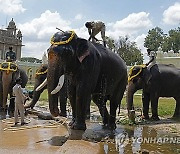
[153,64,180,95]
[94,43,127,81]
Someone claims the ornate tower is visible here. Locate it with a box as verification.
[0,18,24,61]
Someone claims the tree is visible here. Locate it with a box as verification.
[20,57,42,63]
[106,36,143,66]
[168,27,180,53]
[144,27,164,51]
[144,26,180,53]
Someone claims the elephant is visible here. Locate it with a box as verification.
[127,64,180,121]
[25,64,68,117]
[46,30,127,130]
[0,62,28,113]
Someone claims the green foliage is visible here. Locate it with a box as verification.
[106,36,143,66]
[168,27,180,53]
[144,27,164,51]
[144,26,180,53]
[121,95,175,117]
[21,57,42,63]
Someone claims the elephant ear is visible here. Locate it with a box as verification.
[142,67,152,85]
[76,38,90,63]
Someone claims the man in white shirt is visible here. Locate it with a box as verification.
[85,21,106,47]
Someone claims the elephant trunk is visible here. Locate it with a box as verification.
[30,83,47,108]
[2,72,13,108]
[126,81,137,122]
[47,50,61,117]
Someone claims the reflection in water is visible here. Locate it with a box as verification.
[1,112,179,153]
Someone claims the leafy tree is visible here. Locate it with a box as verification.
[144,26,180,53]
[106,36,143,66]
[144,27,164,51]
[168,27,180,53]
[20,57,42,63]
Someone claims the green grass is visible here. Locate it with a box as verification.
[121,94,175,117]
[26,85,175,117]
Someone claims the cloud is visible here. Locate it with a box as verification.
[75,14,83,20]
[18,10,71,41]
[0,0,26,15]
[19,10,153,60]
[163,2,180,25]
[107,12,153,39]
[18,10,71,58]
[134,34,148,63]
[21,41,50,59]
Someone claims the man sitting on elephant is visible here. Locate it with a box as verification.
[146,48,157,69]
[6,46,16,62]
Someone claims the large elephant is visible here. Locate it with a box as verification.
[0,62,28,113]
[25,64,68,117]
[46,31,127,130]
[127,64,180,120]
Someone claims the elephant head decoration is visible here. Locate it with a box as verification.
[127,64,180,121]
[0,62,28,112]
[43,30,127,130]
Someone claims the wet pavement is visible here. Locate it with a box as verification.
[0,105,180,154]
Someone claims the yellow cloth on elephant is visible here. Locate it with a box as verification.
[50,30,75,45]
[0,62,17,73]
[128,64,146,82]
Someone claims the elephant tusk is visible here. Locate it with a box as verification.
[51,75,65,95]
[35,78,47,91]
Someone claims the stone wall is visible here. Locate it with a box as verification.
[157,50,180,68]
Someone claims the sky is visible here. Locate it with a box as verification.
[0,0,180,62]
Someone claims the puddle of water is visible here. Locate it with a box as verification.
[0,111,180,154]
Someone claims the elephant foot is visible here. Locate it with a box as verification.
[172,115,180,120]
[108,123,116,130]
[102,124,109,129]
[59,112,67,117]
[70,122,86,130]
[68,118,75,126]
[150,116,160,121]
[142,114,149,120]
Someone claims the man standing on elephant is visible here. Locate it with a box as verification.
[5,46,16,62]
[85,21,106,47]
[13,78,28,126]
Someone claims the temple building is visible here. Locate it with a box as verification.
[0,18,23,60]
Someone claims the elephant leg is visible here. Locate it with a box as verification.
[68,84,76,127]
[92,94,109,127]
[142,92,150,119]
[109,82,126,130]
[150,95,160,120]
[173,97,180,118]
[86,96,91,120]
[8,93,15,116]
[59,85,67,117]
